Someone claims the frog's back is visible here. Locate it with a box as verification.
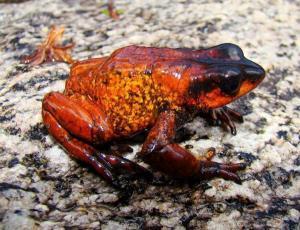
[96,67,163,136]
[67,46,191,137]
[92,46,199,136]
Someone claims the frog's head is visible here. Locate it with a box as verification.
[187,43,265,109]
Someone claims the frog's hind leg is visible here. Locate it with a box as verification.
[42,107,114,183]
[139,110,246,184]
[42,92,151,187]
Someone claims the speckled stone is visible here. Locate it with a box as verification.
[0,0,299,229]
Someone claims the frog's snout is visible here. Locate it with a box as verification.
[237,62,265,98]
[244,65,265,83]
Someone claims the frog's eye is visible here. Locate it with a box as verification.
[219,70,241,95]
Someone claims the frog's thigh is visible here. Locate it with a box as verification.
[42,92,114,144]
[42,92,152,185]
[42,105,114,183]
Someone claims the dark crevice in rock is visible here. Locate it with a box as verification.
[24,123,48,141]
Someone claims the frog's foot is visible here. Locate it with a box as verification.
[201,106,243,135]
[195,148,246,183]
[22,26,74,65]
[198,159,246,184]
[95,153,153,181]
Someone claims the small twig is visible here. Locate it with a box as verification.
[108,0,119,20]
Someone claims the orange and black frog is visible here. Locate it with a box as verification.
[24,27,265,188]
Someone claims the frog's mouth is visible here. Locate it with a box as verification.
[238,79,263,98]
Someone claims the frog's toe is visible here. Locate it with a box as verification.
[200,106,243,135]
[95,152,153,181]
[198,160,246,184]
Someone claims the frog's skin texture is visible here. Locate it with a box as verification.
[26,27,265,187]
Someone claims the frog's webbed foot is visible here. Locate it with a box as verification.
[200,106,243,135]
[22,26,74,65]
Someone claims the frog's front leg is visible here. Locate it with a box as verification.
[199,106,244,135]
[139,110,246,183]
[42,92,151,187]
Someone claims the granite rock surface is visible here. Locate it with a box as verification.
[0,0,299,229]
